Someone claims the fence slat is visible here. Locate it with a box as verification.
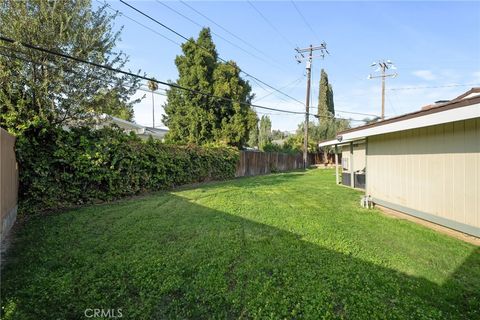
[235,151,341,177]
[236,151,303,177]
[1,128,18,241]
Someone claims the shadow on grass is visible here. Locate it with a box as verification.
[1,191,479,319]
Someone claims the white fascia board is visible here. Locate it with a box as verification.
[318,139,339,147]
[318,138,361,147]
[340,103,480,141]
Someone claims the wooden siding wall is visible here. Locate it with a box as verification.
[1,128,18,239]
[341,143,366,173]
[367,118,480,231]
[236,151,304,177]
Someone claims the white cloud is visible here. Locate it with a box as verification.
[412,70,436,81]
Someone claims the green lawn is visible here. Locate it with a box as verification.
[1,169,479,319]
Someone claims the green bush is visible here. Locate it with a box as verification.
[16,126,239,215]
[262,142,301,154]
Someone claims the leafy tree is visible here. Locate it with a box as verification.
[0,0,140,134]
[163,28,256,148]
[211,61,257,147]
[284,118,351,154]
[248,118,259,147]
[258,115,272,150]
[90,89,134,121]
[271,129,289,140]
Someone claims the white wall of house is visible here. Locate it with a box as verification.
[366,118,480,235]
[341,143,366,173]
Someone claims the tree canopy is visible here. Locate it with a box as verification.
[163,28,257,148]
[0,0,140,135]
[258,115,272,150]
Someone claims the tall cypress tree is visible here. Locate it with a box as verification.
[316,69,347,142]
[318,69,335,119]
[163,28,256,147]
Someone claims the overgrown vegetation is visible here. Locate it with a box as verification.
[16,126,238,215]
[0,0,140,135]
[2,169,478,319]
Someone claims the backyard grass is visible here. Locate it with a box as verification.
[1,169,479,319]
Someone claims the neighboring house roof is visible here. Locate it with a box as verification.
[99,114,145,132]
[99,114,169,139]
[319,88,480,147]
[141,127,169,139]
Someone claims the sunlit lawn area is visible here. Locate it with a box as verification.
[1,169,479,319]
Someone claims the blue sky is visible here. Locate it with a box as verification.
[100,1,480,131]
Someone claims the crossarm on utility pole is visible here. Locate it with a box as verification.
[296,43,328,169]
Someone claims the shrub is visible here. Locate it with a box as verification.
[16,126,239,215]
[262,142,301,155]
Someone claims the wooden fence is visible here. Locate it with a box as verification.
[1,128,18,241]
[235,151,304,177]
[236,151,342,177]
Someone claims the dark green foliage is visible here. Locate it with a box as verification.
[314,69,350,146]
[247,120,259,147]
[0,0,140,134]
[2,170,479,319]
[258,115,272,150]
[163,28,256,148]
[262,142,301,154]
[271,129,289,140]
[16,126,238,215]
[318,69,335,117]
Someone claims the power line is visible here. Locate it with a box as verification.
[4,42,375,120]
[96,0,181,46]
[248,76,294,104]
[254,75,305,102]
[0,47,168,99]
[247,1,297,49]
[2,37,363,124]
[389,83,480,91]
[179,0,288,72]
[295,44,328,167]
[308,106,379,117]
[0,43,372,125]
[368,60,398,119]
[155,1,285,72]
[120,0,305,106]
[290,1,322,44]
[0,36,305,115]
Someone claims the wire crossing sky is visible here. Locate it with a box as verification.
[97,1,479,131]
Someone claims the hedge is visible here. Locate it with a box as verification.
[16,126,239,215]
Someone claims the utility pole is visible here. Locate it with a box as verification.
[295,43,328,169]
[152,91,155,128]
[147,79,159,128]
[368,60,397,120]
